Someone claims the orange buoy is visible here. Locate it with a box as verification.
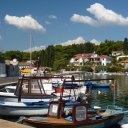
[111,84,115,87]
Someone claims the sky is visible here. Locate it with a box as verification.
[0,0,128,51]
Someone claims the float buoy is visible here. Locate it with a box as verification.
[121,124,128,128]
[111,84,115,87]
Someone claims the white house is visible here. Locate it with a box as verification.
[70,53,112,66]
[70,53,97,66]
[112,50,124,57]
[98,55,112,66]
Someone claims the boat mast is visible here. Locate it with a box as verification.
[30,32,32,75]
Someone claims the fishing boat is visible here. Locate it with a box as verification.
[0,75,73,102]
[0,76,55,116]
[0,98,84,116]
[0,75,86,102]
[0,75,87,116]
[22,99,124,128]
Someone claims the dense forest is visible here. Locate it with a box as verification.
[0,38,128,72]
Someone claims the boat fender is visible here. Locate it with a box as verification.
[121,124,128,128]
[17,116,26,123]
[111,84,115,87]
[65,116,72,121]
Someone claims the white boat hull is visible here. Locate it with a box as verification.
[0,101,49,116]
[0,91,73,103]
[0,92,55,102]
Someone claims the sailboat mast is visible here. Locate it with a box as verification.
[29,32,32,76]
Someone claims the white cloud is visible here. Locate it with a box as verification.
[48,15,57,19]
[90,39,101,45]
[45,15,57,25]
[24,37,101,52]
[71,14,97,26]
[4,15,46,32]
[71,3,128,26]
[60,36,86,46]
[24,45,46,52]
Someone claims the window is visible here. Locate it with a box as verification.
[75,106,86,121]
[49,104,59,116]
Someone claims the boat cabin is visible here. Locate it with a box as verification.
[14,76,58,102]
[48,100,88,124]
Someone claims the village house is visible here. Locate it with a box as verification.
[111,50,124,57]
[99,55,112,66]
[119,60,128,69]
[70,53,112,66]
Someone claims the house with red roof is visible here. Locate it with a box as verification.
[98,55,112,66]
[70,53,112,66]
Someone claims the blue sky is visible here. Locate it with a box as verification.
[0,0,128,51]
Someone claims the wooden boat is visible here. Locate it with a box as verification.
[22,99,124,128]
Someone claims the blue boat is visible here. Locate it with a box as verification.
[63,83,79,89]
[84,81,111,88]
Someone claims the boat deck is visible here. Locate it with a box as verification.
[46,117,72,124]
[25,116,72,124]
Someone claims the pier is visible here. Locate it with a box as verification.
[0,119,32,128]
[0,77,18,84]
[0,77,18,89]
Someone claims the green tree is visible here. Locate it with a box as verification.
[81,65,93,72]
[4,50,23,61]
[53,53,68,71]
[22,52,30,61]
[107,65,122,72]
[84,42,95,53]
[95,65,107,72]
[123,38,128,54]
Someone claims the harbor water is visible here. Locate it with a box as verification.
[84,73,128,128]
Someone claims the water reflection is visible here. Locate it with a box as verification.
[90,88,113,108]
[84,74,128,127]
